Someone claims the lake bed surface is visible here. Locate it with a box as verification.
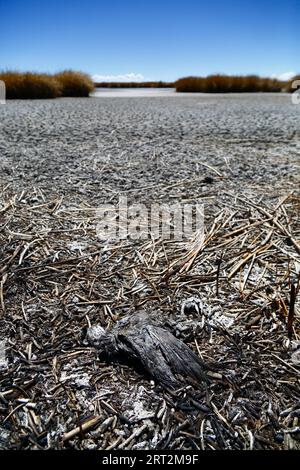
[92,87,176,97]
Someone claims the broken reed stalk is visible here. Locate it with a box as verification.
[62,415,102,442]
[287,283,297,339]
[0,273,7,314]
[215,253,223,297]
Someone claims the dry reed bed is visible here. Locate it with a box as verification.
[0,71,94,99]
[175,75,296,93]
[0,184,299,449]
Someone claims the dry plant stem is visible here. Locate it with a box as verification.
[287,284,297,339]
[62,416,102,442]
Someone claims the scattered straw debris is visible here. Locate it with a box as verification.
[0,95,299,449]
[0,185,299,449]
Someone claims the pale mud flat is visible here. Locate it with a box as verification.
[0,93,299,205]
[0,94,300,450]
[92,87,177,97]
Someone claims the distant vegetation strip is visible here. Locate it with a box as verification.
[1,71,298,98]
[175,74,299,93]
[0,70,94,99]
[95,75,299,93]
[94,81,174,88]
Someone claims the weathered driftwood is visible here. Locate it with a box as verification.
[87,311,211,388]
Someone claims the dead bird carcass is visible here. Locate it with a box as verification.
[87,311,215,389]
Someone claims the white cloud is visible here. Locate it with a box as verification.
[271,71,296,81]
[92,73,145,82]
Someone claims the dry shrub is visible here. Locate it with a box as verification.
[54,70,94,97]
[0,71,61,99]
[175,75,285,93]
[0,70,95,99]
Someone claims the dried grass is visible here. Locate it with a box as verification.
[55,70,95,97]
[175,75,285,93]
[0,70,94,99]
[0,71,61,99]
[0,185,299,449]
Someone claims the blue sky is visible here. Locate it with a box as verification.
[0,0,298,81]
